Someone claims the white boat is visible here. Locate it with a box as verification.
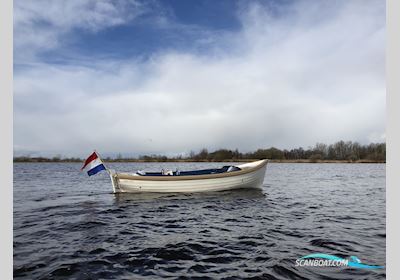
[108,159,268,193]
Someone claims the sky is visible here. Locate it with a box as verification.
[13,0,386,158]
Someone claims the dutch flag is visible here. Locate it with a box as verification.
[81,151,107,176]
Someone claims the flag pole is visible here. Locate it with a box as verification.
[94,150,119,192]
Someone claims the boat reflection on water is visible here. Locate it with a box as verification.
[113,187,266,205]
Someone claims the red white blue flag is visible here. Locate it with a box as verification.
[81,151,106,176]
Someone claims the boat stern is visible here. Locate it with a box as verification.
[107,169,120,193]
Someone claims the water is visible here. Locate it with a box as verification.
[13,162,386,279]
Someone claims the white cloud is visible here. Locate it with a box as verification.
[14,0,146,62]
[13,0,385,157]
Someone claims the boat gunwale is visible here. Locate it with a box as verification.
[115,159,268,181]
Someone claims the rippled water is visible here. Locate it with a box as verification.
[14,162,386,279]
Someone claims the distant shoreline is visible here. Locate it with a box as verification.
[13,141,386,164]
[13,159,385,163]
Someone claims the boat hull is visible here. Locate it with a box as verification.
[110,160,268,193]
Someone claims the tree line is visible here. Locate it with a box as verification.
[180,141,385,162]
[13,141,385,163]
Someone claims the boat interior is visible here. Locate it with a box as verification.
[136,165,242,176]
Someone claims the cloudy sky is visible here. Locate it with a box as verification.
[13,0,385,158]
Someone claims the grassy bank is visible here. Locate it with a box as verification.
[14,140,386,164]
[13,158,385,163]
